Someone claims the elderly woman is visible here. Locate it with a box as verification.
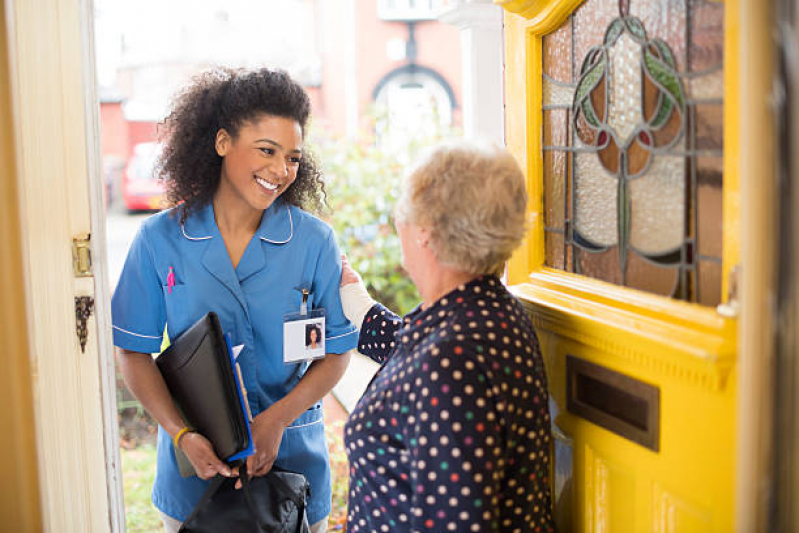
[339,140,555,532]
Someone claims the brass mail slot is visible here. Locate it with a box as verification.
[566,355,660,452]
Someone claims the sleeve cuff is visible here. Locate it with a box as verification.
[112,324,165,354]
[325,326,359,354]
[340,281,376,329]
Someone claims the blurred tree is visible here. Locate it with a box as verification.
[313,107,456,315]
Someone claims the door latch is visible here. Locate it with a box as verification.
[75,296,94,353]
[72,233,92,277]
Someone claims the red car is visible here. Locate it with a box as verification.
[122,142,166,212]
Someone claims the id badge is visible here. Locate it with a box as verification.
[283,288,326,364]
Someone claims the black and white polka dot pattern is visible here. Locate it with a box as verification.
[345,276,555,532]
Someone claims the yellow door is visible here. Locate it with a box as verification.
[500,0,741,531]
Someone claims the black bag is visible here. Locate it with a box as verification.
[179,462,312,533]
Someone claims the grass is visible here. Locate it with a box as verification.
[121,445,162,533]
[120,416,350,531]
[326,418,350,531]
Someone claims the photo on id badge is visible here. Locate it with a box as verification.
[284,308,325,364]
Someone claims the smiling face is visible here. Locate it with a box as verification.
[309,327,318,343]
[215,114,303,214]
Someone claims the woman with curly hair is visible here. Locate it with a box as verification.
[112,68,357,533]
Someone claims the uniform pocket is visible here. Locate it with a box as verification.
[285,403,323,430]
[162,284,193,339]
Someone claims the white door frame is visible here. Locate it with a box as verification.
[5,0,123,530]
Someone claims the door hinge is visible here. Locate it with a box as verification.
[72,233,92,277]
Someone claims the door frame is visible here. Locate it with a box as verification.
[5,0,124,530]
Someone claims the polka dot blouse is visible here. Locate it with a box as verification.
[344,276,555,532]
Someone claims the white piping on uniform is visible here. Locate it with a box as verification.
[259,206,293,244]
[326,329,358,340]
[180,205,292,243]
[113,324,163,339]
[180,224,213,241]
[285,418,323,430]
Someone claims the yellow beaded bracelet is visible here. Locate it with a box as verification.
[173,426,193,450]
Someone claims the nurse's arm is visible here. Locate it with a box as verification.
[246,350,352,479]
[275,350,352,424]
[115,348,234,480]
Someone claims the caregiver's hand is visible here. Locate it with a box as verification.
[179,432,234,480]
[236,406,286,488]
[340,253,376,327]
[341,253,361,286]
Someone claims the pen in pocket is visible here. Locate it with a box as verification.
[167,266,175,294]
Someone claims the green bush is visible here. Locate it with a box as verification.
[314,113,455,316]
[317,140,417,315]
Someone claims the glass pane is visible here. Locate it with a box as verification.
[626,253,679,297]
[606,32,644,143]
[698,260,722,307]
[575,246,622,285]
[543,77,575,108]
[689,0,724,72]
[695,104,723,151]
[572,0,620,79]
[697,157,723,258]
[544,17,573,84]
[546,231,565,269]
[573,152,618,247]
[687,70,723,100]
[628,156,685,255]
[630,0,688,72]
[544,150,567,229]
[544,108,568,147]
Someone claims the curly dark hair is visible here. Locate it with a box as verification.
[157,67,326,222]
[305,322,322,347]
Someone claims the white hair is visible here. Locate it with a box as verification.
[394,140,528,275]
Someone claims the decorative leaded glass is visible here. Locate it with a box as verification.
[542,0,724,306]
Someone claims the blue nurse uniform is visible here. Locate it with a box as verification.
[111,198,358,523]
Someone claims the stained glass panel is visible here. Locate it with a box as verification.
[543,109,569,147]
[628,156,685,255]
[629,0,688,71]
[546,231,566,270]
[543,77,575,107]
[698,260,722,306]
[544,150,567,229]
[695,104,723,151]
[544,17,573,84]
[572,0,620,79]
[626,253,679,297]
[697,157,723,258]
[689,0,724,72]
[575,247,622,285]
[573,152,617,247]
[541,0,725,306]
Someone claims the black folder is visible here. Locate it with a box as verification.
[156,312,253,475]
